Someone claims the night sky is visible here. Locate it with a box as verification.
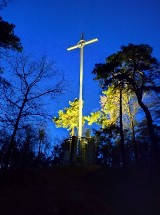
[1,0,160,140]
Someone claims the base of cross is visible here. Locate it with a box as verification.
[63,136,97,165]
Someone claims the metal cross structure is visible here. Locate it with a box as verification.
[67,33,98,140]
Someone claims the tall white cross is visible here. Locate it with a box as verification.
[67,33,98,139]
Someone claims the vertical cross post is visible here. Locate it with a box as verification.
[67,33,98,142]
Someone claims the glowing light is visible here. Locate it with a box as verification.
[67,33,98,139]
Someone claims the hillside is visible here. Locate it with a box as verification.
[0,165,160,215]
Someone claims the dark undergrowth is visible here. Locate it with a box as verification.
[0,165,160,215]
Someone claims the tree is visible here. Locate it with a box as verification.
[35,128,52,166]
[93,44,160,164]
[0,14,22,95]
[0,16,22,51]
[143,91,160,126]
[53,98,86,136]
[1,53,64,170]
[84,87,118,129]
[86,85,135,168]
[52,142,64,165]
[123,90,140,165]
[19,125,36,169]
[93,124,120,167]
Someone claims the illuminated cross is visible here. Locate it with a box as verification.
[67,33,98,139]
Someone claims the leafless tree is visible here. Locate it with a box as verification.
[1,53,64,170]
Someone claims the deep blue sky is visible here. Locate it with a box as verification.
[1,0,160,140]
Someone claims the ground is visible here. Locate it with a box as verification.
[0,165,160,215]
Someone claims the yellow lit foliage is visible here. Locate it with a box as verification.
[84,111,101,125]
[100,86,119,127]
[85,85,138,129]
[53,99,85,136]
[85,85,119,128]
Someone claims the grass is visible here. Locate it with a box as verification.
[0,165,160,215]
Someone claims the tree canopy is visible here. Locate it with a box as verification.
[0,16,22,51]
[92,43,160,166]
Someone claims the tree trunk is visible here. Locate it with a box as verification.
[119,86,126,170]
[3,93,28,171]
[128,103,139,166]
[135,91,158,166]
[131,119,139,165]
